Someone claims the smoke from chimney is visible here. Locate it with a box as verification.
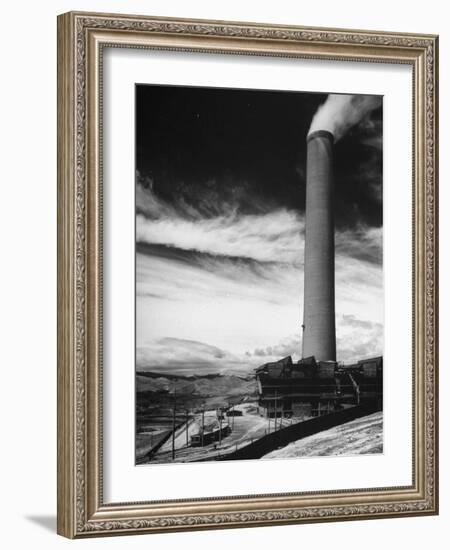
[308,94,381,141]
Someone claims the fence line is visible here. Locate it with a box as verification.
[215,402,380,461]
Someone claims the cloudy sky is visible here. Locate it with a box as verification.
[135,85,383,374]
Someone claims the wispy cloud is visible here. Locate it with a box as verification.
[137,337,250,375]
[248,334,302,364]
[137,179,381,268]
[336,226,382,265]
[336,314,383,362]
[137,248,301,305]
[136,209,303,265]
[136,184,383,369]
[244,310,384,365]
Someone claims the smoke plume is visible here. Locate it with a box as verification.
[308,94,382,141]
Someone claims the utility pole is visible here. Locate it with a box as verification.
[274,390,278,431]
[171,387,177,461]
[218,409,222,447]
[301,323,305,360]
[201,409,205,447]
[185,409,189,447]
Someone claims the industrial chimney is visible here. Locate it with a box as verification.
[302,130,336,362]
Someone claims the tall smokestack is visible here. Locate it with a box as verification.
[302,130,336,362]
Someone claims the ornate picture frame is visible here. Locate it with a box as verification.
[57,11,438,538]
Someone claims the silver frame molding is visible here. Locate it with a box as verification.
[57,11,439,538]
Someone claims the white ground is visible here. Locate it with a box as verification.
[263,412,383,459]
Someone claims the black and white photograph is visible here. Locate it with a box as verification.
[135,84,383,465]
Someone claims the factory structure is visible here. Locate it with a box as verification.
[256,129,383,419]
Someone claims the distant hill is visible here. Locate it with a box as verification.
[136,371,257,399]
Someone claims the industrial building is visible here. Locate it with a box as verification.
[255,355,382,418]
[255,128,383,420]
